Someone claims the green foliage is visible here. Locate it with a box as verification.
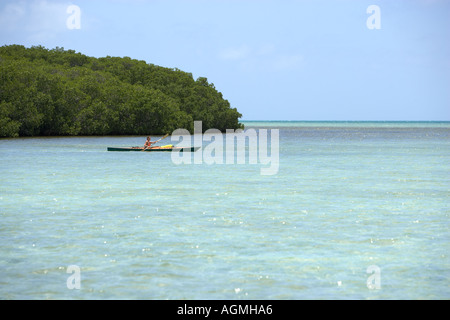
[0,45,243,137]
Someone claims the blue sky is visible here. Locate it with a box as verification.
[0,0,449,121]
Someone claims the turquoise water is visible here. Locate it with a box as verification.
[0,122,449,299]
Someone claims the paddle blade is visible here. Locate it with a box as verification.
[156,133,170,142]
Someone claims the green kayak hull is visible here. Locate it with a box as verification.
[107,146,200,152]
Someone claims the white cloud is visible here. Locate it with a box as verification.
[0,1,27,31]
[272,54,304,71]
[0,0,72,42]
[218,43,304,72]
[218,45,251,61]
[256,43,276,56]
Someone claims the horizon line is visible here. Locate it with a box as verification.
[240,120,450,122]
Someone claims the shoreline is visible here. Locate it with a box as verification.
[1,121,450,140]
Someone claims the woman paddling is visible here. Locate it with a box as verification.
[144,136,156,149]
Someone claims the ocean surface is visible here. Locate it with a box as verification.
[0,121,449,299]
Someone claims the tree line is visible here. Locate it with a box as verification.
[0,45,243,137]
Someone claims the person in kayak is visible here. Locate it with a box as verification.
[144,136,156,149]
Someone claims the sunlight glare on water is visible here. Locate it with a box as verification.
[0,122,449,299]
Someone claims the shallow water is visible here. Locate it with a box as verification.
[0,122,449,299]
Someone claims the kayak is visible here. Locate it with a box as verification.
[107,146,200,152]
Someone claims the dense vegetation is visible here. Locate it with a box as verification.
[0,45,243,137]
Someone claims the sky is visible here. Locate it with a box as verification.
[0,0,449,121]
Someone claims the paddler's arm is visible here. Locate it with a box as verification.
[144,141,156,149]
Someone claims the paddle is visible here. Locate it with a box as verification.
[143,133,169,150]
[155,133,170,143]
